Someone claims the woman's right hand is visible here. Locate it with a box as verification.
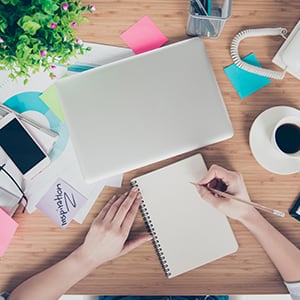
[195,164,259,222]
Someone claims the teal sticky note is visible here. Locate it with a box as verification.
[224,53,271,99]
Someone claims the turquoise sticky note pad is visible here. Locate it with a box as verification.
[224,53,271,99]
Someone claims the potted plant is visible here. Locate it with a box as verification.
[0,0,95,83]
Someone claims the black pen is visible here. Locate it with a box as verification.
[191,0,207,15]
[195,0,208,15]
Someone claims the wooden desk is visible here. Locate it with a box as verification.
[1,0,300,296]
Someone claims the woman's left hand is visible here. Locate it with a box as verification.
[76,187,151,269]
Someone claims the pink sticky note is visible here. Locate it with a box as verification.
[120,15,168,54]
[0,208,18,256]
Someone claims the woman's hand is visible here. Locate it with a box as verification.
[8,188,151,300]
[196,164,258,222]
[75,187,151,270]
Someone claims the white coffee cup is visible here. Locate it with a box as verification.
[271,115,300,159]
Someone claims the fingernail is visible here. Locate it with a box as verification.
[196,185,205,192]
[123,191,129,196]
[146,235,153,241]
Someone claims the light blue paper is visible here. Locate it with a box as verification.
[224,53,271,99]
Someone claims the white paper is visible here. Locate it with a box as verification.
[25,140,123,219]
[0,67,67,103]
[0,42,132,223]
[68,42,134,70]
[73,173,123,224]
[36,178,87,228]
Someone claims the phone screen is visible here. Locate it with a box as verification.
[0,118,47,174]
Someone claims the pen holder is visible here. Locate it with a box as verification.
[186,0,232,38]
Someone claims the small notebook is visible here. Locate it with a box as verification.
[131,154,238,278]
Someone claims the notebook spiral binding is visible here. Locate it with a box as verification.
[131,180,172,278]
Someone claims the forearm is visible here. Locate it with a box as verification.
[8,247,95,300]
[8,188,148,300]
[241,210,300,282]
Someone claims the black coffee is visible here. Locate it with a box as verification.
[275,123,300,154]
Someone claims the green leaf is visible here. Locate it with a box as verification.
[0,15,8,33]
[18,34,32,45]
[1,0,20,5]
[17,15,32,27]
[21,20,41,35]
[32,12,51,25]
[41,1,59,14]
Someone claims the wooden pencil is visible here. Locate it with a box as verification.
[190,182,285,218]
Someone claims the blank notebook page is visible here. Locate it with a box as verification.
[131,154,238,278]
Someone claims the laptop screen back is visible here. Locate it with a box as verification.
[55,37,233,183]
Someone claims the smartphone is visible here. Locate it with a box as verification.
[289,193,300,222]
[0,113,50,180]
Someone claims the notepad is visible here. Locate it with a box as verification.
[130,153,238,278]
[0,208,18,256]
[120,16,168,54]
[224,52,271,99]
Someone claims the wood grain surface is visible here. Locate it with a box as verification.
[1,0,299,295]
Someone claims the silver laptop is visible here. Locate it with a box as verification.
[55,37,233,183]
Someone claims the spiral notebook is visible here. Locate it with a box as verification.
[131,154,238,278]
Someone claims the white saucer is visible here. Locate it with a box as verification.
[249,106,300,175]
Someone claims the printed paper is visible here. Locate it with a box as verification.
[36,178,87,228]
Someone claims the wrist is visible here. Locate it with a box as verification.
[237,207,262,228]
[68,245,99,275]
